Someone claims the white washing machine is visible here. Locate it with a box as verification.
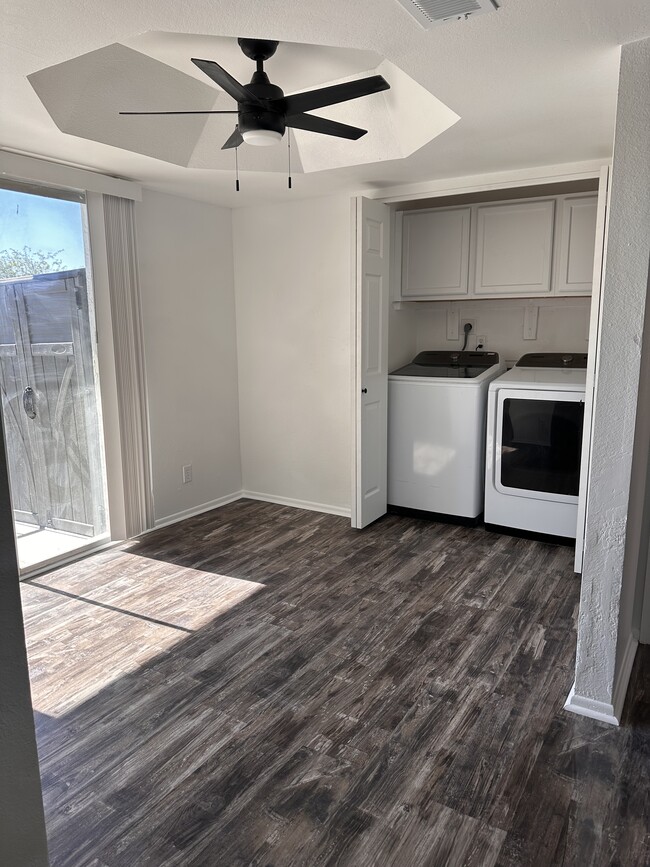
[484,352,587,538]
[388,351,505,519]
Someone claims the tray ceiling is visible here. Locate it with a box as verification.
[28,36,460,175]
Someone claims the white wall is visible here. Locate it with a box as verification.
[388,303,420,372]
[136,190,242,524]
[398,297,591,366]
[233,195,351,515]
[571,36,650,722]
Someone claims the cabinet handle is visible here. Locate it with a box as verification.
[23,386,36,419]
[361,388,368,394]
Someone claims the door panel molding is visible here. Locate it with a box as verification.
[352,196,390,529]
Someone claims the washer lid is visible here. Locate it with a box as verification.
[516,352,588,369]
[390,350,500,379]
[412,350,500,367]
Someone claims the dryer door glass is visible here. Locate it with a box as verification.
[500,398,584,496]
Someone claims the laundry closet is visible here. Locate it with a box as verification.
[352,170,608,572]
[388,178,600,369]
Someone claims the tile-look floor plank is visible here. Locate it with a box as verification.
[19,499,650,866]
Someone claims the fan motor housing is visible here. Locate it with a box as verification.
[240,72,286,137]
[238,105,286,138]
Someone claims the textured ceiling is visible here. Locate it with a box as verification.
[3,0,650,206]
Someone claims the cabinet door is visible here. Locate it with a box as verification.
[474,200,555,296]
[401,207,470,298]
[555,195,598,295]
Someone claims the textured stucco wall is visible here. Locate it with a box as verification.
[574,37,650,705]
[621,262,650,650]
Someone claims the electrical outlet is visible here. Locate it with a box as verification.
[476,335,487,350]
[182,464,192,484]
[461,319,475,335]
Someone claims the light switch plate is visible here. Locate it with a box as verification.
[523,305,539,340]
[447,306,460,341]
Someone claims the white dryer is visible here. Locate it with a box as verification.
[484,353,587,538]
[388,351,505,519]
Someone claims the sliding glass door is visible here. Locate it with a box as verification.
[0,183,109,572]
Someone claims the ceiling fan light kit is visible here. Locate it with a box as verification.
[241,129,283,146]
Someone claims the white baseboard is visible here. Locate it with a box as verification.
[612,632,639,721]
[241,490,351,519]
[152,490,351,531]
[564,632,638,726]
[153,491,243,529]
[563,684,620,726]
[27,491,350,571]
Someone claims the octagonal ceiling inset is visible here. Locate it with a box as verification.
[28,34,460,174]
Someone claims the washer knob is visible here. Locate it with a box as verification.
[562,354,573,365]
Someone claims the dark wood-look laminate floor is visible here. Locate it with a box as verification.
[20,500,650,867]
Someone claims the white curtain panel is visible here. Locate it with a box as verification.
[102,194,153,538]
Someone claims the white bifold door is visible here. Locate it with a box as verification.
[352,196,390,529]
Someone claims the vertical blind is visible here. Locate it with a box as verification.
[102,194,153,537]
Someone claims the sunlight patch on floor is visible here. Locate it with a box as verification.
[22,552,265,718]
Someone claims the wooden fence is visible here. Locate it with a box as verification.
[0,269,106,536]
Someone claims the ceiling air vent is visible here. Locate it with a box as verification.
[396,0,499,28]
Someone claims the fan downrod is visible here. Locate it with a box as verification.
[237,39,279,63]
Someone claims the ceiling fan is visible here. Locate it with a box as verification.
[120,38,390,149]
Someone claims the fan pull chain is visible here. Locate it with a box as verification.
[235,146,240,192]
[287,132,292,190]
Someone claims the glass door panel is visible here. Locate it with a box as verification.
[0,186,109,572]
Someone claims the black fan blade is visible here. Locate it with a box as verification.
[222,127,244,150]
[281,75,389,116]
[285,113,367,140]
[191,58,263,106]
[119,110,239,115]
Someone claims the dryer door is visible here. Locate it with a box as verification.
[494,388,585,503]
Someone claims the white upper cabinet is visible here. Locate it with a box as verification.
[398,191,598,301]
[401,207,471,298]
[555,195,598,295]
[474,200,555,296]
